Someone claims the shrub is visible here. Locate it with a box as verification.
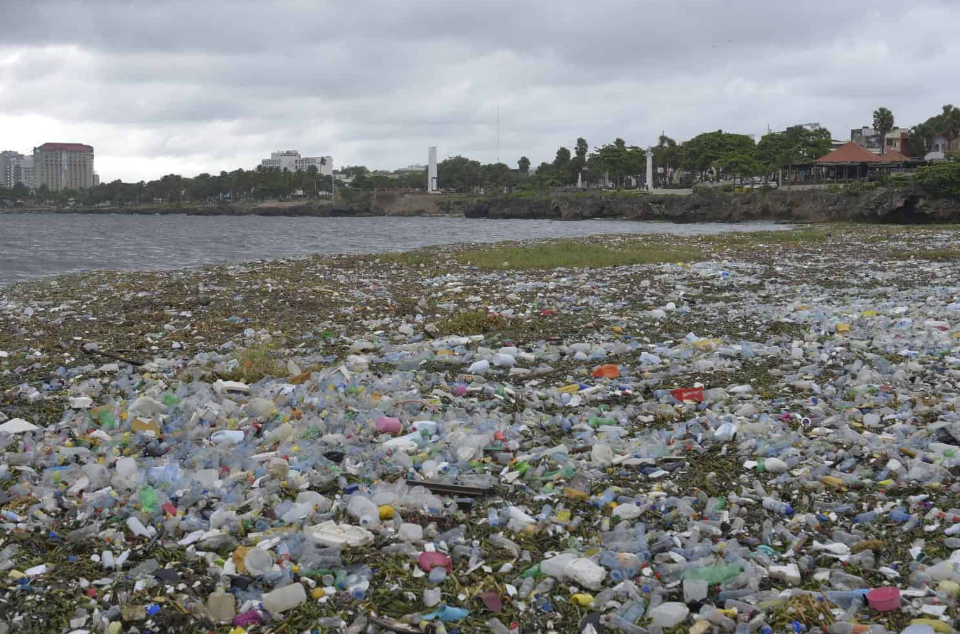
[842,181,880,196]
[913,159,960,199]
[878,173,915,189]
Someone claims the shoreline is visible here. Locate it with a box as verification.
[5,185,960,224]
[0,214,798,289]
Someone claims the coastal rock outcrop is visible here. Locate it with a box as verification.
[459,187,960,223]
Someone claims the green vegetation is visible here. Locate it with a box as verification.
[680,130,758,180]
[843,180,881,196]
[913,154,960,199]
[222,344,283,383]
[911,104,960,156]
[436,310,508,336]
[454,240,701,270]
[873,107,895,147]
[756,125,833,171]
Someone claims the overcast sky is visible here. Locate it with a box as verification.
[2,0,959,183]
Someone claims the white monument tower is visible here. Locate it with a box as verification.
[645,150,654,191]
[428,147,438,193]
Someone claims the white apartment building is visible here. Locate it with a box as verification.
[1,151,36,189]
[260,150,333,176]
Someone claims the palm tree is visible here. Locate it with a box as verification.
[873,108,895,151]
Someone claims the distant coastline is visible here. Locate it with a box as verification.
[3,186,958,223]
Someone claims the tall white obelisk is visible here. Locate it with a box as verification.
[428,147,438,193]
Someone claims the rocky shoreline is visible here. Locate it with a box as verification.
[459,187,960,223]
[7,188,960,224]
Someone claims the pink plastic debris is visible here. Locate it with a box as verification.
[233,609,265,626]
[375,416,402,435]
[480,591,503,612]
[418,551,453,573]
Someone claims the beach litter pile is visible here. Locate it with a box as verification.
[2,228,960,633]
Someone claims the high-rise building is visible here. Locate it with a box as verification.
[1,151,19,188]
[0,151,36,190]
[16,156,35,190]
[260,150,333,176]
[34,143,95,191]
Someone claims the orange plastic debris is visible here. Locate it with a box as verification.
[592,364,620,379]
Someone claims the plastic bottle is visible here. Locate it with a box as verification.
[262,582,307,613]
[888,508,911,522]
[604,613,646,633]
[853,511,878,524]
[347,496,379,528]
[761,497,793,515]
[682,562,745,585]
[701,605,737,630]
[620,600,646,623]
[519,577,535,598]
[487,618,511,634]
[594,487,617,508]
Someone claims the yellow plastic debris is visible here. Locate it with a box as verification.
[938,580,960,598]
[910,619,955,634]
[379,505,394,520]
[571,593,594,606]
[836,323,851,333]
[563,487,589,500]
[689,620,712,634]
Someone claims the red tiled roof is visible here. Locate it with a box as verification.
[814,142,883,164]
[37,143,94,153]
[880,149,910,162]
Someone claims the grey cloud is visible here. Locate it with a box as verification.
[1,0,959,182]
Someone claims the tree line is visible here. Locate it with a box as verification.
[0,164,341,207]
[2,104,957,205]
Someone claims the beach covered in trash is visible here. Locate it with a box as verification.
[2,225,960,634]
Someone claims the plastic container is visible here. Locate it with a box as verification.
[866,586,900,612]
[261,582,306,613]
[207,586,236,622]
[244,548,273,576]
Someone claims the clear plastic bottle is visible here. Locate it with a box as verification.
[761,497,793,515]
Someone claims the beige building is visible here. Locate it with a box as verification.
[34,143,95,191]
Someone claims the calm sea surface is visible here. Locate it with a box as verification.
[0,213,786,286]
